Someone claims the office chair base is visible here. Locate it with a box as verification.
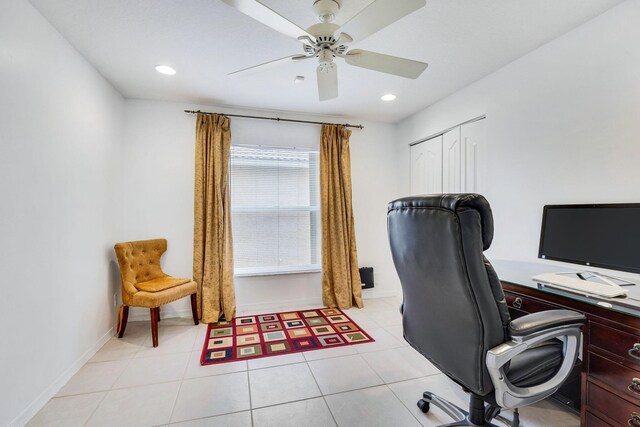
[419,392,519,427]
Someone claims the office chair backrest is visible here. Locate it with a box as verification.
[388,194,511,396]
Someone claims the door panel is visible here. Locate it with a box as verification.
[461,119,484,193]
[410,136,442,195]
[443,128,462,193]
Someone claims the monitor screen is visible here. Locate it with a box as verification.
[538,204,640,274]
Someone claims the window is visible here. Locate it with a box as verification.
[230,145,321,276]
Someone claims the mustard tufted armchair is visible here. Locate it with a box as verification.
[114,239,198,347]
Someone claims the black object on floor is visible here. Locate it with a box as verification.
[360,267,374,289]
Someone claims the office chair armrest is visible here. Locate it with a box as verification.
[509,310,585,337]
[486,313,584,410]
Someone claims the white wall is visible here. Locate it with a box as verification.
[0,1,125,425]
[122,99,401,319]
[396,0,640,270]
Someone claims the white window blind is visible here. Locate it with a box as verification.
[230,145,321,276]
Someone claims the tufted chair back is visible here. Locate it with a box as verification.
[114,239,168,305]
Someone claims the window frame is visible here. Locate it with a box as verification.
[229,144,321,277]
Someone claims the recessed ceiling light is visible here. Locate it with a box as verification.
[381,94,397,102]
[155,65,176,75]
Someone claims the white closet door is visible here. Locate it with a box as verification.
[410,136,443,195]
[442,128,462,193]
[461,119,484,193]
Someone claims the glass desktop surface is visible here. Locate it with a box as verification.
[491,259,640,319]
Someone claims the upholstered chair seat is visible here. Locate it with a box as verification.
[135,277,192,293]
[114,238,199,347]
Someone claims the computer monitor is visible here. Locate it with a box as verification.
[538,204,640,274]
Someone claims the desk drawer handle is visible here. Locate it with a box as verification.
[512,297,523,309]
[629,344,640,360]
[629,378,640,394]
[628,412,640,426]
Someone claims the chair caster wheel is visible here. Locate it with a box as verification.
[417,399,430,413]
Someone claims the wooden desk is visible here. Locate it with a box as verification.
[495,260,640,427]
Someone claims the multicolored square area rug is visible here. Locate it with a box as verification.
[200,308,375,365]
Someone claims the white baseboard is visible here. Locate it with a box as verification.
[237,291,398,313]
[238,296,323,313]
[361,289,399,300]
[126,291,399,321]
[10,326,115,427]
[128,308,194,322]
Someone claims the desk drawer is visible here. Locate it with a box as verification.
[589,352,640,403]
[585,411,612,427]
[504,292,559,314]
[590,322,640,368]
[587,382,640,426]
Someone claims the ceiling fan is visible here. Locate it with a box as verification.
[222,0,429,101]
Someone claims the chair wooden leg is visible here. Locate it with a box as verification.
[117,305,129,338]
[157,306,160,322]
[150,307,159,347]
[190,293,199,325]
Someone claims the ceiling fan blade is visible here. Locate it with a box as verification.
[220,0,312,40]
[229,55,308,76]
[338,0,426,44]
[345,49,428,79]
[317,64,338,101]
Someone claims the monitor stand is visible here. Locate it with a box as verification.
[554,271,636,287]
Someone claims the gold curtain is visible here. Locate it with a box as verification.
[320,124,363,309]
[193,113,236,323]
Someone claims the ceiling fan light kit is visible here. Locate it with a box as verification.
[222,0,428,101]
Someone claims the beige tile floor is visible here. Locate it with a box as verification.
[27,297,580,427]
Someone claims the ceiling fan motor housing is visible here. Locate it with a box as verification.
[313,0,341,23]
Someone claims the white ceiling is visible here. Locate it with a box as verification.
[29,0,623,123]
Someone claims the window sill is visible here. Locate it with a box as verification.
[234,266,321,278]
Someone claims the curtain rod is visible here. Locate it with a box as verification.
[408,115,486,146]
[184,110,364,130]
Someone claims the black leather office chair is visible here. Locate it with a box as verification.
[387,194,584,427]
